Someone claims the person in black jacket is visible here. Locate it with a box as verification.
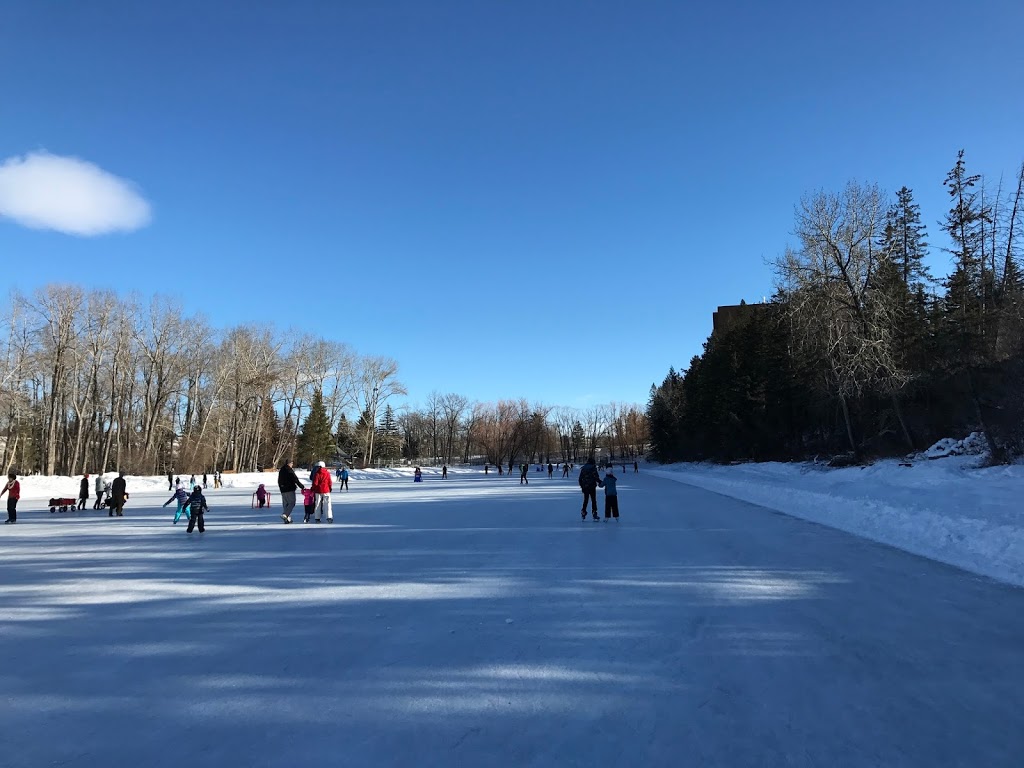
[186,486,207,533]
[277,459,305,524]
[109,472,127,517]
[578,457,603,520]
[78,474,90,510]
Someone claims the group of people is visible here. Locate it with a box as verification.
[167,470,220,491]
[278,459,336,524]
[578,456,621,521]
[161,483,209,532]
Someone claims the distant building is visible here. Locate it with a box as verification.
[711,302,765,336]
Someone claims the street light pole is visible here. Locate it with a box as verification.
[367,386,379,467]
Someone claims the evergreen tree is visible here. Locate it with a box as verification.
[296,389,335,466]
[376,404,402,461]
[941,150,990,364]
[334,413,354,456]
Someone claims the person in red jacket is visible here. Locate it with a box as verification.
[2,471,20,524]
[312,460,333,523]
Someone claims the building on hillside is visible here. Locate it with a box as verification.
[712,301,766,336]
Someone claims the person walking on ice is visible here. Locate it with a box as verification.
[312,460,333,522]
[277,458,305,524]
[578,456,602,520]
[2,471,20,524]
[78,474,90,510]
[602,468,620,521]
[93,473,104,509]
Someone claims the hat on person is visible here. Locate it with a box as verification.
[317,461,326,467]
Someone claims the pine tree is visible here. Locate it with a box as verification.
[296,389,335,466]
[375,404,402,462]
[942,150,990,364]
[334,413,354,456]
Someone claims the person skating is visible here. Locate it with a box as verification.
[301,487,316,523]
[441,465,447,479]
[163,486,191,524]
[185,485,207,533]
[339,466,349,491]
[633,461,639,473]
[277,458,304,524]
[602,469,620,521]
[519,463,529,485]
[167,471,173,491]
[312,460,333,522]
[78,474,90,510]
[562,463,570,478]
[202,472,208,488]
[547,462,553,478]
[255,483,269,508]
[578,456,603,520]
[2,471,20,524]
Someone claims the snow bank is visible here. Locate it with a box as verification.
[648,456,1024,588]
[8,464,455,502]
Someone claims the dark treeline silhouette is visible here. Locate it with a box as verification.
[648,151,1024,465]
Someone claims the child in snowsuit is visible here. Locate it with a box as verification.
[186,486,207,533]
[603,470,620,520]
[163,486,191,524]
[255,483,268,508]
[302,487,316,523]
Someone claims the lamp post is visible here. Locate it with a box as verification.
[367,386,379,467]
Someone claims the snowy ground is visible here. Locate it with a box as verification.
[1,465,1023,767]
[648,454,1024,588]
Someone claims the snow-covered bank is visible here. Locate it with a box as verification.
[648,457,1024,588]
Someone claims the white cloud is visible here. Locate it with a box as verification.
[0,151,151,236]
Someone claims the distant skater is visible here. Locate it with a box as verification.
[547,463,553,478]
[562,463,570,478]
[578,456,602,520]
[633,461,639,473]
[339,466,349,491]
[519,463,528,485]
[602,469,620,520]
[442,465,448,479]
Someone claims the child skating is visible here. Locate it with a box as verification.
[162,486,191,524]
[602,469,620,521]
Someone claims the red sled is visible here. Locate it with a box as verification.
[49,497,77,513]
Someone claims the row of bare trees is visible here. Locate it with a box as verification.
[394,397,648,467]
[0,285,405,476]
[0,285,648,477]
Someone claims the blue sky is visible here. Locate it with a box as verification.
[2,0,1022,410]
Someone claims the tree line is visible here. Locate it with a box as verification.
[647,151,1024,465]
[0,286,647,475]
